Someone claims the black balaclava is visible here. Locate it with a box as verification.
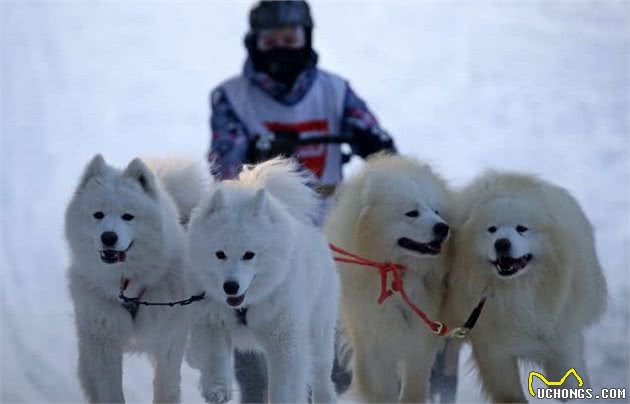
[245,1,318,87]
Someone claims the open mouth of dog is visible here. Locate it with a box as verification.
[397,237,442,255]
[491,254,533,277]
[99,242,134,264]
[226,294,246,307]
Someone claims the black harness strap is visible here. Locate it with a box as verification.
[234,308,248,326]
[463,296,487,330]
[122,301,140,320]
[118,281,206,315]
[118,291,206,307]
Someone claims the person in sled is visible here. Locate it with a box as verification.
[208,0,395,190]
[206,1,455,402]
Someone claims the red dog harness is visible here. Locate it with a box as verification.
[330,244,486,338]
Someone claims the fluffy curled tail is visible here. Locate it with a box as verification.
[143,157,212,225]
[238,157,320,225]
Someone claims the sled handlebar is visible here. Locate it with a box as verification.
[295,134,354,146]
[247,132,355,165]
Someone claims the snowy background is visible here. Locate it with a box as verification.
[1,0,628,402]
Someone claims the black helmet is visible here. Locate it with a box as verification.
[248,0,313,32]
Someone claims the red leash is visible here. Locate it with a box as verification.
[330,244,486,338]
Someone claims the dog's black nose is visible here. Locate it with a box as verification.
[101,231,118,247]
[433,222,450,240]
[223,281,240,296]
[495,238,511,255]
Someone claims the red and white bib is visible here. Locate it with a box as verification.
[221,70,347,185]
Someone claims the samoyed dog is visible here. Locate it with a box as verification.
[445,171,607,402]
[325,154,454,403]
[186,158,340,403]
[65,154,208,403]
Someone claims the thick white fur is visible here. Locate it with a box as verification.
[237,159,320,225]
[186,158,339,403]
[143,157,210,225]
[65,154,209,403]
[325,154,455,403]
[445,171,607,403]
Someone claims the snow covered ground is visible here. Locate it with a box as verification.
[1,0,628,402]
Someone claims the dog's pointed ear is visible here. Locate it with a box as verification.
[124,158,158,198]
[253,188,269,216]
[78,154,107,189]
[205,188,225,216]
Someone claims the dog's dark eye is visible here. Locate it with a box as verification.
[487,226,497,233]
[215,251,227,260]
[242,251,255,260]
[405,210,419,218]
[93,211,104,220]
[122,213,134,221]
[516,225,528,233]
[434,210,440,215]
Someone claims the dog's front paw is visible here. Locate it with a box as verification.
[202,385,232,404]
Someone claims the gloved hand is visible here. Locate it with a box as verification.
[350,127,396,158]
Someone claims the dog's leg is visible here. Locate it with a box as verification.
[429,339,461,403]
[78,332,125,403]
[310,313,337,403]
[77,335,98,402]
[351,335,399,403]
[472,341,526,403]
[234,350,267,403]
[399,334,440,403]
[258,325,309,403]
[331,327,353,395]
[188,321,233,404]
[152,334,186,403]
[543,332,588,389]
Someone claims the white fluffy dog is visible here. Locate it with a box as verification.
[186,158,340,403]
[325,154,454,403]
[65,155,207,403]
[445,171,607,402]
